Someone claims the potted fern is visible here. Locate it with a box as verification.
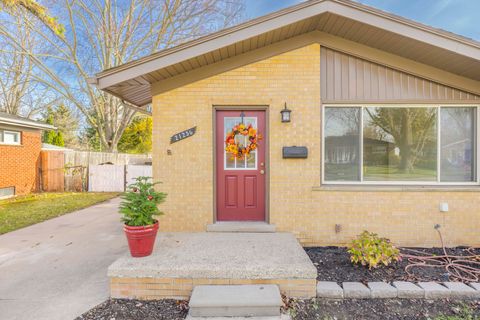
[119,176,166,257]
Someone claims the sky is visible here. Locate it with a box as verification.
[244,0,480,42]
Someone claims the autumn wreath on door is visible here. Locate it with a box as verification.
[225,123,262,160]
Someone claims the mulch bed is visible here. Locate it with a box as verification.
[305,246,480,283]
[289,299,480,320]
[78,298,479,320]
[76,299,188,320]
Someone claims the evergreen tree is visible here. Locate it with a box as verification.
[43,114,56,144]
[42,105,78,147]
[52,131,64,147]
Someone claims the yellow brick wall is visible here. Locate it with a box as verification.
[152,43,480,247]
[111,277,316,300]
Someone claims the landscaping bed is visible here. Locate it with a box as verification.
[289,298,479,320]
[76,299,188,320]
[77,298,479,320]
[0,192,118,234]
[306,246,480,283]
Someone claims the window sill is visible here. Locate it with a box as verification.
[312,185,480,192]
[0,143,22,147]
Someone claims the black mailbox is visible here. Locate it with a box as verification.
[282,146,308,159]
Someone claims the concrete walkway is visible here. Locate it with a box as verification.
[0,197,126,320]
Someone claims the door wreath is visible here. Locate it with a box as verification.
[225,123,261,160]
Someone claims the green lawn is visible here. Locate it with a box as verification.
[363,165,436,181]
[325,164,437,181]
[0,192,119,234]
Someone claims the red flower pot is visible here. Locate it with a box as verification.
[124,221,159,257]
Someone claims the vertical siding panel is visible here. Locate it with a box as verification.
[385,68,394,99]
[438,83,444,100]
[401,73,409,99]
[414,78,421,99]
[320,48,327,100]
[348,56,356,99]
[407,75,416,99]
[363,62,371,100]
[430,83,437,100]
[356,59,364,100]
[326,49,335,101]
[393,71,401,98]
[454,89,461,100]
[320,47,480,102]
[444,87,450,100]
[426,80,432,99]
[371,64,379,100]
[333,51,342,101]
[341,54,349,100]
[378,66,386,100]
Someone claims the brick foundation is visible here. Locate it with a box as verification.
[110,277,316,300]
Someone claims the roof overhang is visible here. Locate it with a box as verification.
[91,0,480,107]
[0,117,56,130]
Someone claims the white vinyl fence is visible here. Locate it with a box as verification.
[64,151,151,191]
[126,165,153,188]
[88,164,152,192]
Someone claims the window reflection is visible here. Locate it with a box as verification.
[363,107,437,181]
[441,107,476,182]
[324,107,361,181]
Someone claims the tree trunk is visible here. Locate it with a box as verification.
[398,110,414,173]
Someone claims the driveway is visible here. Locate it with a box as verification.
[0,197,126,320]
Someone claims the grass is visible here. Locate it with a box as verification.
[364,165,436,181]
[325,164,437,181]
[0,192,119,234]
[433,303,479,320]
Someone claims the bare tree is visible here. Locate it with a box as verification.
[365,107,437,173]
[0,0,64,35]
[0,0,244,151]
[0,16,32,115]
[0,14,56,117]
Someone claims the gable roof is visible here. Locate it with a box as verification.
[91,0,480,108]
[0,112,55,130]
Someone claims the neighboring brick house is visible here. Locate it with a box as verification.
[91,0,480,247]
[0,112,55,197]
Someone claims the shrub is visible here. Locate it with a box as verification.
[348,231,401,269]
[119,176,167,226]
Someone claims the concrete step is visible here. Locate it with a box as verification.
[206,222,276,233]
[189,285,283,317]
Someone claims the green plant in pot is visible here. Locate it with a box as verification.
[120,176,166,257]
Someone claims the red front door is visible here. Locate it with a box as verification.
[216,110,266,221]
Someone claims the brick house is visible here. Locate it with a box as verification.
[0,112,55,197]
[91,0,480,247]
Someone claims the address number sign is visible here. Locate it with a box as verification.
[170,126,196,144]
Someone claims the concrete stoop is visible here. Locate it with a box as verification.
[188,285,283,318]
[108,233,317,300]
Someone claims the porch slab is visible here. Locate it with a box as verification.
[108,232,317,300]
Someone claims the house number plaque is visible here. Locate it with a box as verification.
[170,126,196,144]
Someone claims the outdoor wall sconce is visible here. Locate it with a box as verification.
[280,103,291,123]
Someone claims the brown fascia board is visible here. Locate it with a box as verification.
[93,0,480,90]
